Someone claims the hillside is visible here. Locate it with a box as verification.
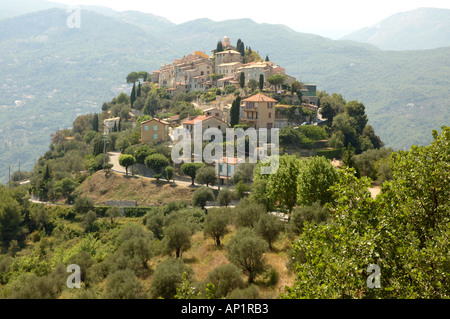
[0,6,449,183]
[342,8,450,50]
[77,171,196,206]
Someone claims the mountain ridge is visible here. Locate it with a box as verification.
[0,6,449,183]
[342,7,450,50]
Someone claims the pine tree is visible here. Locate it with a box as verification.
[240,72,245,89]
[259,74,264,91]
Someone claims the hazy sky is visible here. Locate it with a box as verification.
[55,0,450,38]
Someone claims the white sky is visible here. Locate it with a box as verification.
[54,0,450,38]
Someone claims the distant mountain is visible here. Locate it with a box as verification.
[0,6,449,183]
[0,8,177,183]
[342,8,450,50]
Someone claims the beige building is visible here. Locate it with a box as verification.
[241,93,277,130]
[141,118,170,143]
[203,107,224,121]
[215,50,243,73]
[182,115,228,138]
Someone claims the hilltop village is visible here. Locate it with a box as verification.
[2,34,444,301]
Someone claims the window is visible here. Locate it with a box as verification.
[145,126,149,131]
[154,125,158,131]
[268,102,273,108]
[154,134,158,140]
[268,112,271,118]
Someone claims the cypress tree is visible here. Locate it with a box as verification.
[93,113,99,132]
[217,41,224,53]
[240,72,245,89]
[259,74,264,91]
[118,120,121,132]
[230,96,241,128]
[113,122,117,133]
[130,83,136,108]
[265,55,270,62]
[137,81,141,97]
[43,164,51,181]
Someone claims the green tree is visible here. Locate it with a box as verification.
[248,79,259,92]
[255,213,282,250]
[181,163,203,186]
[259,74,264,90]
[0,189,23,244]
[203,209,230,247]
[195,166,216,187]
[265,55,270,62]
[150,258,193,299]
[192,186,215,210]
[74,195,94,215]
[283,127,450,298]
[130,83,136,108]
[92,113,99,132]
[206,264,245,298]
[230,96,241,128]
[217,188,236,207]
[164,223,192,258]
[266,155,301,215]
[165,166,174,182]
[291,80,302,96]
[267,74,287,91]
[106,207,121,225]
[105,269,145,299]
[235,198,263,228]
[216,41,224,53]
[227,228,268,283]
[143,92,159,117]
[126,72,139,84]
[239,72,245,89]
[145,153,170,180]
[119,154,136,176]
[297,156,339,206]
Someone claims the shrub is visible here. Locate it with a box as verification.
[206,264,245,298]
[150,258,192,299]
[104,269,146,299]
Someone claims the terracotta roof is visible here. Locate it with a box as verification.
[243,93,277,103]
[182,115,211,125]
[183,115,228,125]
[141,118,170,125]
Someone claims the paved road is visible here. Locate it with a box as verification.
[107,151,220,189]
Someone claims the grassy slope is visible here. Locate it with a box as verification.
[77,171,196,206]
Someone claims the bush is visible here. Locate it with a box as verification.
[227,285,261,299]
[150,258,192,299]
[104,269,146,299]
[206,264,245,298]
[235,198,263,228]
[290,202,329,235]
